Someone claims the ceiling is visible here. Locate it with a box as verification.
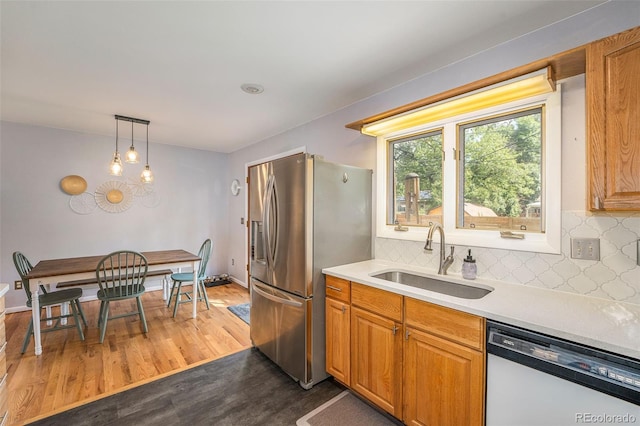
[1,1,605,153]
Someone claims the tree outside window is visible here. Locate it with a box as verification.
[458,107,543,232]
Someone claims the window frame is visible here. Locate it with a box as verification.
[376,86,561,254]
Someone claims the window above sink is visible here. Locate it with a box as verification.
[376,75,562,254]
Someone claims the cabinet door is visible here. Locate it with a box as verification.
[351,306,403,418]
[587,26,640,210]
[404,327,485,426]
[325,297,350,385]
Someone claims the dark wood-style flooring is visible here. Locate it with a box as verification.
[28,348,345,425]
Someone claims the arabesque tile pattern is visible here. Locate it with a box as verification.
[375,211,640,305]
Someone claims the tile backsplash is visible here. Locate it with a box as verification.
[375,211,640,305]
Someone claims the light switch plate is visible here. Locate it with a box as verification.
[571,238,600,260]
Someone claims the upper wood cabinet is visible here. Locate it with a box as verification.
[587,26,640,210]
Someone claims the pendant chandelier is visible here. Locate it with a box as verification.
[110,115,154,183]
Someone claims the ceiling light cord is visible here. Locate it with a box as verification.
[109,118,123,176]
[125,119,139,163]
[141,123,154,183]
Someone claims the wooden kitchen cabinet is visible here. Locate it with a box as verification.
[325,276,351,385]
[350,283,403,418]
[404,327,484,426]
[324,276,486,424]
[587,26,640,210]
[404,297,485,426]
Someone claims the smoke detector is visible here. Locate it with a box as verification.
[241,84,264,94]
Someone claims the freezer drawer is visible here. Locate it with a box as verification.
[250,278,309,385]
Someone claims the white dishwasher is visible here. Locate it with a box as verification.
[486,321,640,426]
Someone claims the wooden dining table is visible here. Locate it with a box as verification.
[25,249,201,356]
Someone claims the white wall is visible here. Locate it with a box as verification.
[225,2,640,299]
[0,122,229,309]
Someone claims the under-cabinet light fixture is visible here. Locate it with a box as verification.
[361,67,556,136]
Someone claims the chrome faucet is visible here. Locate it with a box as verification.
[424,222,455,275]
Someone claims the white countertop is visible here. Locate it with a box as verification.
[323,259,640,360]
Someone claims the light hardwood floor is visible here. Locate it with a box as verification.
[5,283,251,426]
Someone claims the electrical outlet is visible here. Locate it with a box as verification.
[571,238,600,260]
[15,280,22,290]
[240,217,245,225]
[232,258,235,266]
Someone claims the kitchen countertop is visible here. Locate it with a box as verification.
[323,259,640,360]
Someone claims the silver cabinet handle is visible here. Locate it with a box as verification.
[327,285,342,292]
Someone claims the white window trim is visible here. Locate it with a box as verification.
[376,86,562,254]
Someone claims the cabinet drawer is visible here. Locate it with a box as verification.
[351,282,403,322]
[326,275,350,303]
[405,297,484,350]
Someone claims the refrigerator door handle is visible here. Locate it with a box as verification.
[264,174,278,269]
[252,281,303,308]
[263,174,274,270]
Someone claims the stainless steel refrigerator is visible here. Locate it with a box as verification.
[249,153,372,389]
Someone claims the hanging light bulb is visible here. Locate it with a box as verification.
[109,118,123,176]
[125,120,139,163]
[109,153,123,176]
[141,123,154,183]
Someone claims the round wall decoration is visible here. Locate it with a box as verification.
[141,190,161,208]
[127,177,154,197]
[106,189,124,204]
[60,175,88,195]
[69,192,97,215]
[230,179,241,196]
[95,181,134,213]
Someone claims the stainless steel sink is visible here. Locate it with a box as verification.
[371,270,492,299]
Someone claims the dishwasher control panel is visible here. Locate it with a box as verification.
[487,321,640,405]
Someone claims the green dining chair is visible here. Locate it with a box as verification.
[167,239,212,317]
[95,250,148,343]
[13,251,87,354]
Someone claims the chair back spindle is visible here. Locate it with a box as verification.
[197,239,212,279]
[12,251,42,302]
[96,251,148,297]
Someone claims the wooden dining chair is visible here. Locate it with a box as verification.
[13,251,87,354]
[167,239,212,317]
[95,250,148,343]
